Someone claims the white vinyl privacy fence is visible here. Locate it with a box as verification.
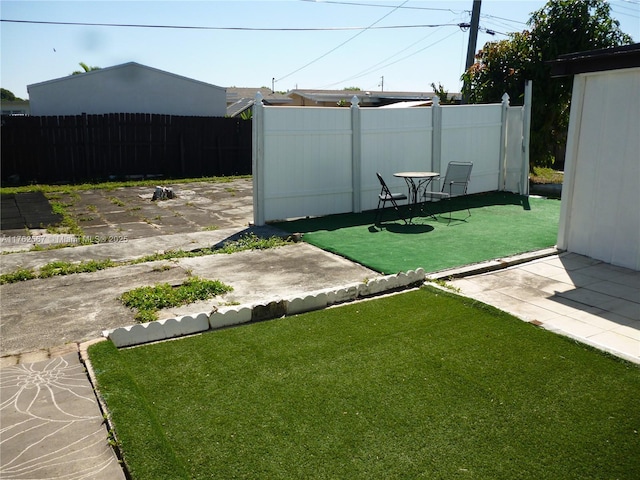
[252,82,531,225]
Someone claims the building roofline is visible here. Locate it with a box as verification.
[27,62,225,91]
[549,43,640,77]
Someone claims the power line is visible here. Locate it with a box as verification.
[299,0,462,14]
[319,18,454,88]
[275,0,410,83]
[319,29,461,89]
[0,18,462,31]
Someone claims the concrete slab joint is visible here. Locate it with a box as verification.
[104,269,427,348]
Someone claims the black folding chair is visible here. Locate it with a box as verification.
[375,172,408,225]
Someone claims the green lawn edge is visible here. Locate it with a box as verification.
[89,286,640,479]
[88,340,190,479]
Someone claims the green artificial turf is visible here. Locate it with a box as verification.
[273,192,560,274]
[89,287,640,480]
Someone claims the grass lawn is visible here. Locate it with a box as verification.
[89,287,640,480]
[272,192,560,274]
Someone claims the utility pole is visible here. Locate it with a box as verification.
[379,76,384,92]
[465,0,482,71]
[462,0,481,104]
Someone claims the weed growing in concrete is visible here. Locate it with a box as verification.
[1,234,291,284]
[216,233,288,253]
[0,268,37,284]
[120,276,233,322]
[46,197,84,236]
[38,259,117,278]
[152,264,173,272]
[427,277,460,293]
[109,197,126,207]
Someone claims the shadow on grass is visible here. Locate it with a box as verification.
[274,192,532,234]
[378,223,435,234]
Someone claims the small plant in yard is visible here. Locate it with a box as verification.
[427,277,460,292]
[120,276,233,322]
[202,225,218,231]
[47,199,84,236]
[109,196,126,207]
[0,268,37,284]
[38,259,116,278]
[216,232,288,253]
[152,264,173,272]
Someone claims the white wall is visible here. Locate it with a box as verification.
[558,67,640,270]
[253,92,531,225]
[28,63,226,117]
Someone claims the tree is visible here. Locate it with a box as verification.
[462,0,632,168]
[430,82,455,104]
[71,62,101,75]
[1,88,22,101]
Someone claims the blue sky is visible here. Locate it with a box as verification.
[1,0,638,99]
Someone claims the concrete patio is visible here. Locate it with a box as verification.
[446,252,639,364]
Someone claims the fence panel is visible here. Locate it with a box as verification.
[440,104,503,194]
[261,107,353,221]
[360,108,432,211]
[0,114,251,184]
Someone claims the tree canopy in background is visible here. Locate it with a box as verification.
[1,88,23,101]
[71,62,101,75]
[462,0,633,168]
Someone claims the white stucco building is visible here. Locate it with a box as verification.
[27,62,226,116]
[550,43,640,271]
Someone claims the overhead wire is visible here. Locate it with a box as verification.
[319,17,459,88]
[275,0,410,83]
[298,0,462,14]
[319,28,461,89]
[0,18,484,31]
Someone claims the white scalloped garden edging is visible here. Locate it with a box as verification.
[104,268,425,348]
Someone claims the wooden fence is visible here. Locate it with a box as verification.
[1,114,252,184]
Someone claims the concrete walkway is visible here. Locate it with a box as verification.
[445,252,640,364]
[0,348,124,479]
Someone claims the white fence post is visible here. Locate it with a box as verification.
[252,92,265,226]
[351,96,362,213]
[499,93,510,191]
[431,95,442,174]
[522,80,532,195]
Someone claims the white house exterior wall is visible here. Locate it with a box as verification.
[558,67,640,270]
[28,63,226,116]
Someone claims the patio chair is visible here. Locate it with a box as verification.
[375,173,408,225]
[422,161,473,224]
